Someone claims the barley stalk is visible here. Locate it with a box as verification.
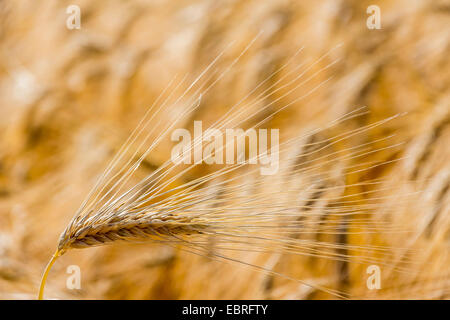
[38,39,416,300]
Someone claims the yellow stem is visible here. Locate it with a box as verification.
[38,250,60,300]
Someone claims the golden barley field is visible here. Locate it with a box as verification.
[0,0,449,300]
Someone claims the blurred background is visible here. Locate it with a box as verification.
[0,0,449,299]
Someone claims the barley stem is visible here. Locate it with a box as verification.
[38,250,60,300]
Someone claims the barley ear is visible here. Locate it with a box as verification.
[38,250,61,300]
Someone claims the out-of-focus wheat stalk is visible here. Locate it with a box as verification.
[38,39,421,300]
